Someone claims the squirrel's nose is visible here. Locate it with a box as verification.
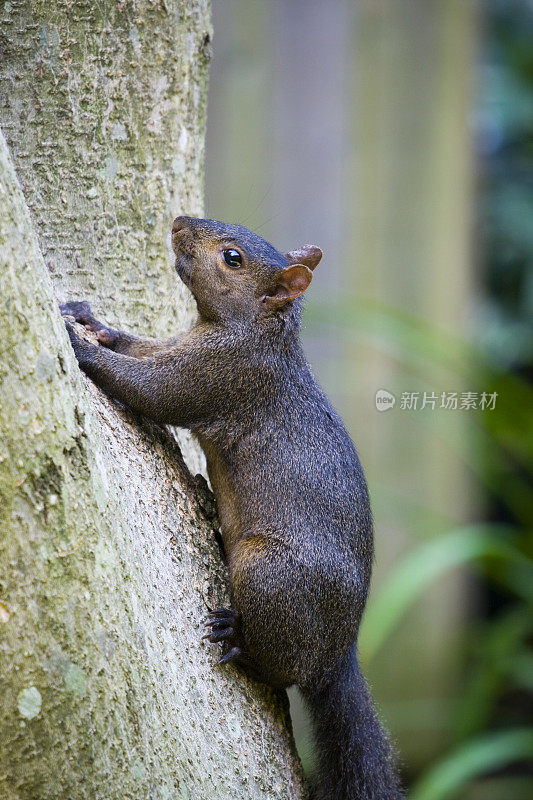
[172,216,196,234]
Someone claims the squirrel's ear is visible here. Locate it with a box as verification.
[262,264,313,310]
[285,245,322,271]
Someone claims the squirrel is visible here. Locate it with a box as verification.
[61,216,404,800]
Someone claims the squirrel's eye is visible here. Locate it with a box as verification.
[222,248,243,268]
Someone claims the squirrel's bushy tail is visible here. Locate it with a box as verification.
[301,646,403,800]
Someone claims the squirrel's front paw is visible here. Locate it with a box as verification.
[63,319,97,368]
[60,300,118,349]
[60,300,100,328]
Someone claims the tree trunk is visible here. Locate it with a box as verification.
[0,3,305,798]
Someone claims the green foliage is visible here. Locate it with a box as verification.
[410,729,533,800]
[477,0,533,369]
[307,292,533,797]
[358,525,528,664]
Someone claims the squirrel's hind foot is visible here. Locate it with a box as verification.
[203,607,242,645]
[203,608,246,667]
[203,608,281,686]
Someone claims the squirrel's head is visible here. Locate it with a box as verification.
[171,216,322,324]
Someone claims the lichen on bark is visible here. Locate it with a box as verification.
[0,2,305,797]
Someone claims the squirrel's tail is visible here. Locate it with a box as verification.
[301,646,403,800]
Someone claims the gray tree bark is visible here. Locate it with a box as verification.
[0,2,305,798]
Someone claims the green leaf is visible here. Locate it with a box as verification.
[454,610,533,740]
[410,728,533,800]
[359,525,525,663]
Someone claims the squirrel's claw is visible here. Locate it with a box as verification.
[203,607,242,647]
[207,608,239,619]
[203,627,234,643]
[205,618,234,632]
[204,609,271,682]
[217,646,242,666]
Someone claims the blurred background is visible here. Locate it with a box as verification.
[205,1,533,798]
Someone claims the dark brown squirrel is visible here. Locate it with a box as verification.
[61,216,404,800]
